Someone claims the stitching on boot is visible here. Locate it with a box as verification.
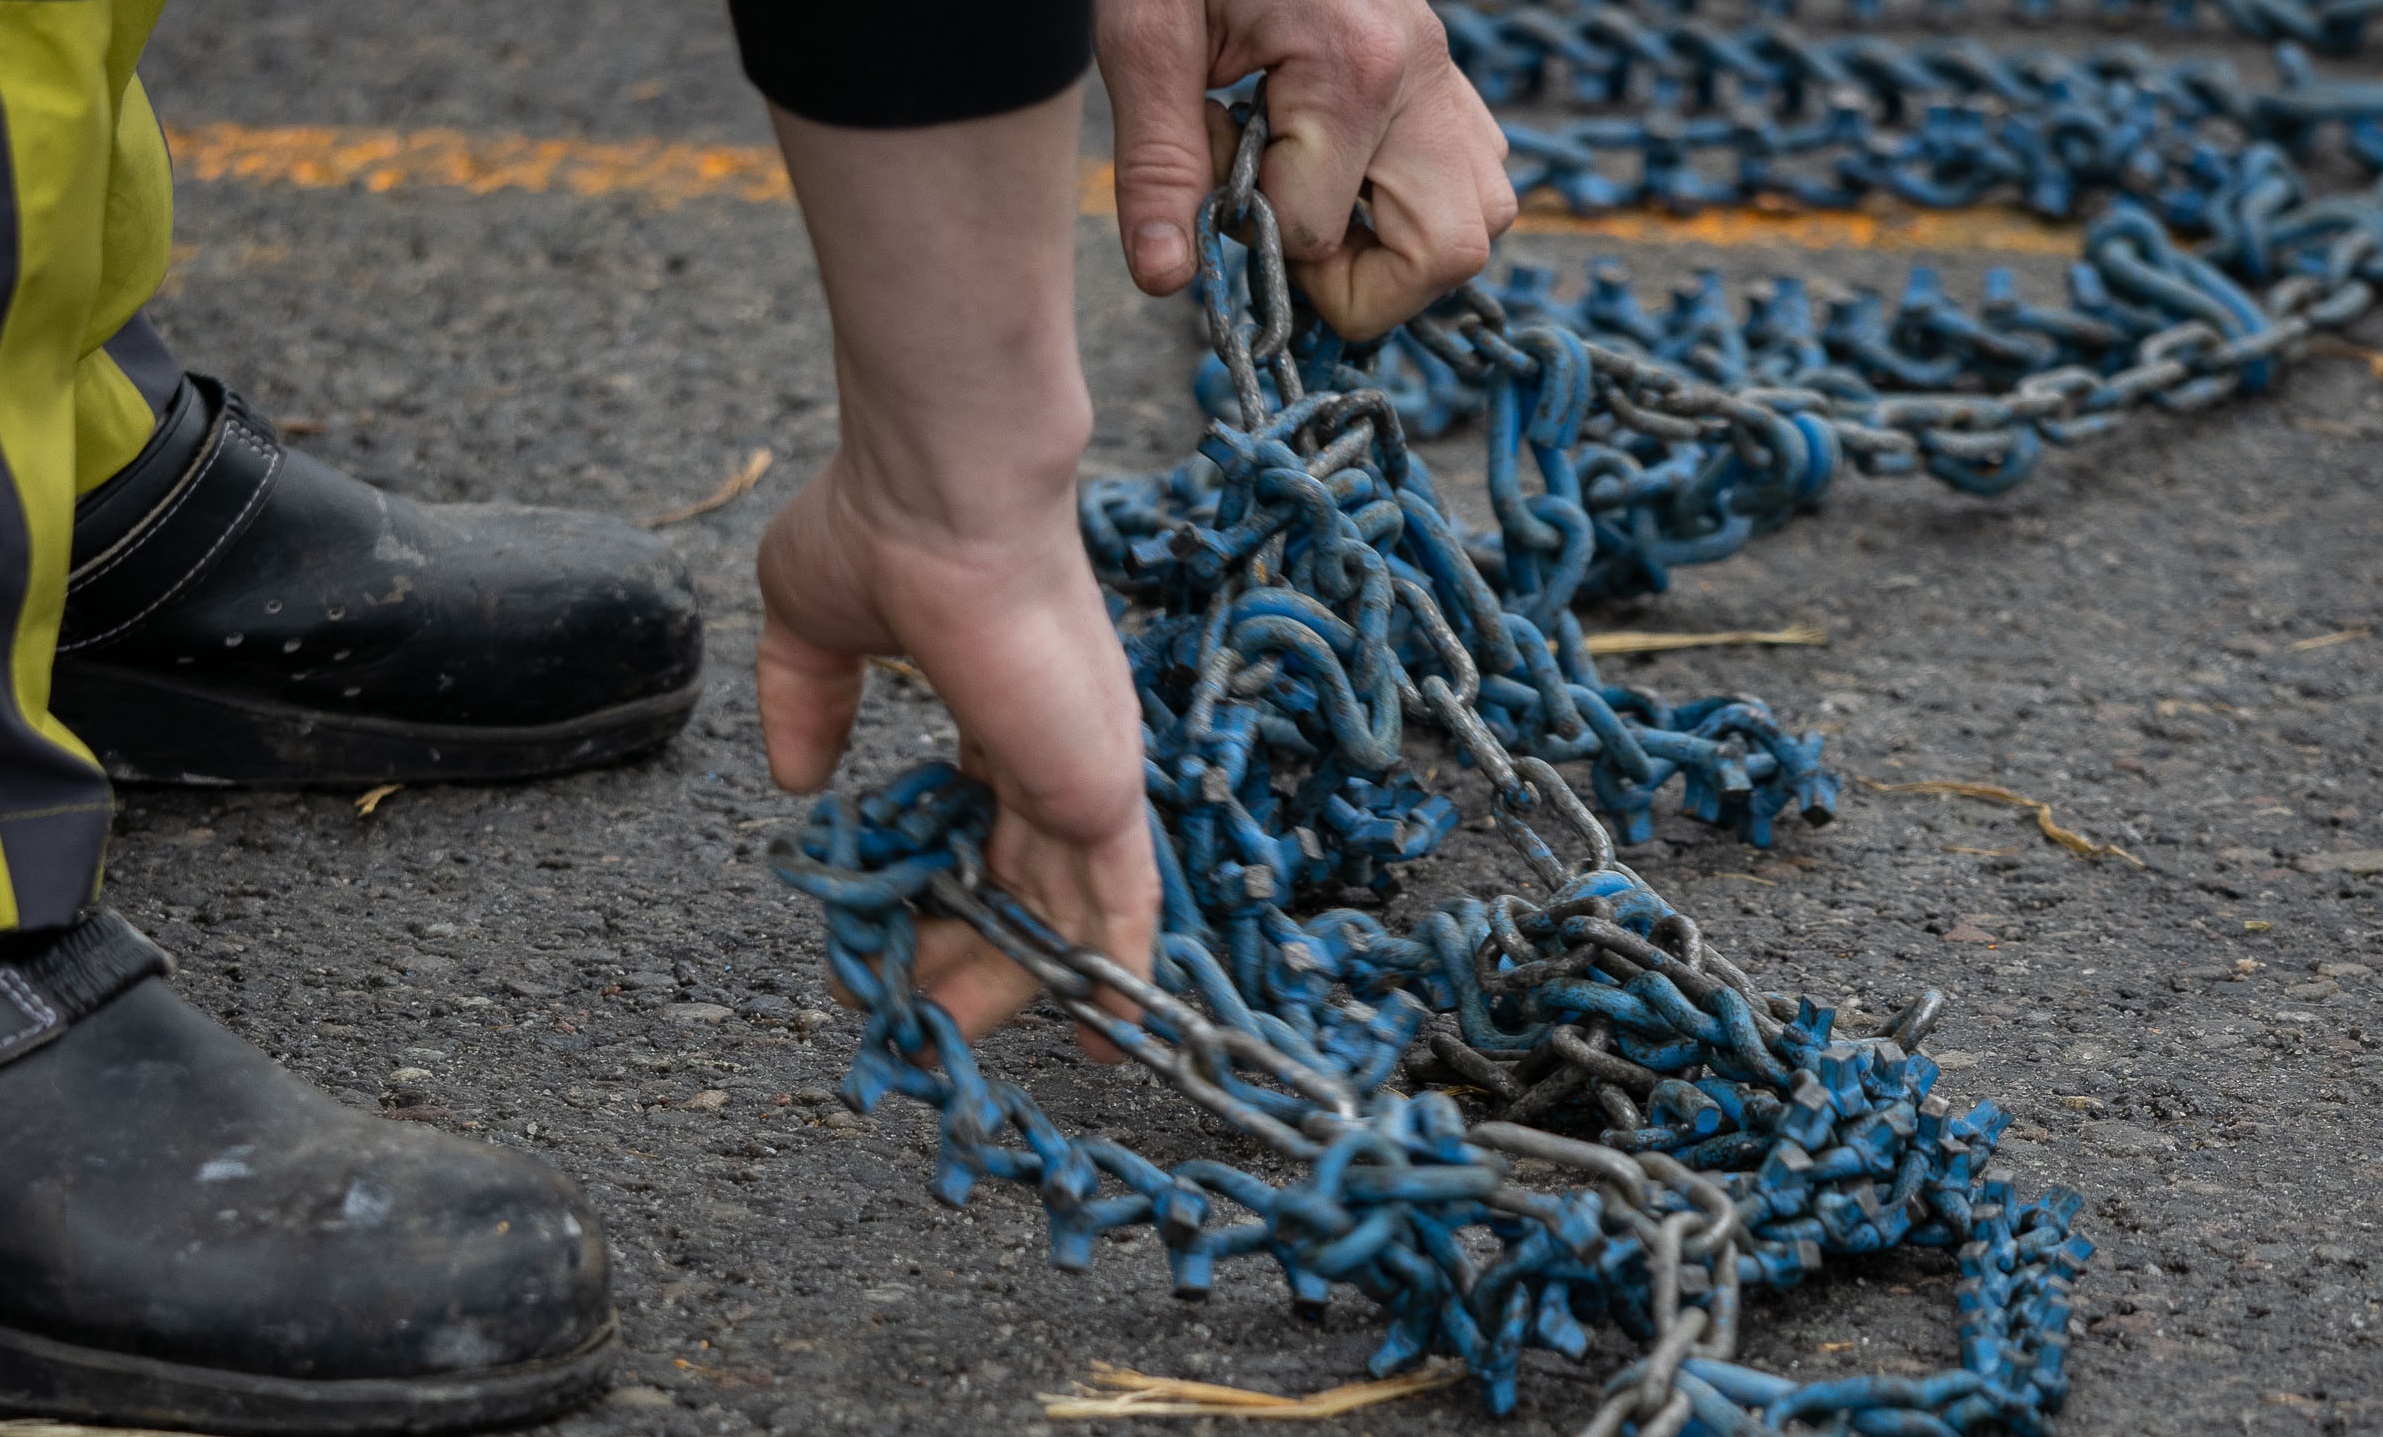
[59,420,285,653]
[0,969,61,1057]
[68,405,239,591]
[67,418,271,591]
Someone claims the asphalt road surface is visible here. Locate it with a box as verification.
[107,4,2383,1434]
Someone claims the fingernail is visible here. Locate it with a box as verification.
[1133,221,1188,280]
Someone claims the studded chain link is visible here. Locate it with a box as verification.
[770,65,2114,1432]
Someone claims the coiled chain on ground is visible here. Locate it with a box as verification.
[765,62,2149,1430]
[1477,0,2381,52]
[1160,7,2383,620]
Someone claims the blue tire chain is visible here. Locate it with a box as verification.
[1181,15,2383,611]
[1514,0,2383,53]
[763,74,2147,1433]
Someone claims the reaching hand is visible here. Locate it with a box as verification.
[1098,0,1517,340]
[753,86,1155,1060]
[756,468,1159,1062]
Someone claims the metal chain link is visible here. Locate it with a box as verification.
[1154,14,2383,627]
[1446,0,2382,57]
[772,75,2105,1435]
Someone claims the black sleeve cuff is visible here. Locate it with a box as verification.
[728,0,1094,130]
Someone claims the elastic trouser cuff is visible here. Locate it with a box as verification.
[728,0,1091,129]
[0,912,173,1067]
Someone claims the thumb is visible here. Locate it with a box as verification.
[1099,2,1218,296]
[754,610,865,794]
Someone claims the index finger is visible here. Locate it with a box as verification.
[1291,87,1508,339]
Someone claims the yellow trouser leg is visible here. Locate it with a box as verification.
[77,71,181,496]
[0,0,171,931]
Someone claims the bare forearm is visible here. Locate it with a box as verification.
[768,90,1093,548]
[743,0,1507,1053]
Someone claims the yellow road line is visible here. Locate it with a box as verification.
[1511,192,2083,255]
[163,120,2084,256]
[165,121,799,205]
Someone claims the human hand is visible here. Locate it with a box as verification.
[756,482,1159,1061]
[755,89,1158,1059]
[1096,0,1516,341]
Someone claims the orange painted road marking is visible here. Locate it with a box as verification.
[164,120,2084,256]
[165,121,798,205]
[1509,191,2083,255]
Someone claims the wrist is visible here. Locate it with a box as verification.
[817,418,1091,554]
[757,446,1100,652]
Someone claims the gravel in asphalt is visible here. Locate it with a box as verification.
[91,4,2383,1433]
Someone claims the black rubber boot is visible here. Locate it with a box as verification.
[0,913,616,1434]
[53,376,703,785]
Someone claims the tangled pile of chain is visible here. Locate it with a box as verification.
[1533,0,2378,51]
[1180,10,2383,609]
[776,22,2383,1416]
[773,0,2383,1426]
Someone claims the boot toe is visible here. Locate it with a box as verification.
[367,499,703,729]
[55,381,710,783]
[0,978,614,1386]
[205,1125,614,1380]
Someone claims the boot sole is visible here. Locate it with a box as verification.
[51,662,700,786]
[0,1316,617,1435]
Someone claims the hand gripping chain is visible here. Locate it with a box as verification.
[1166,13,2383,619]
[774,91,2094,1435]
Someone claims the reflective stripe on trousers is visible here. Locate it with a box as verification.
[0,0,178,929]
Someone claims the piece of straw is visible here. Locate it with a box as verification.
[2306,335,2383,380]
[2287,626,2371,653]
[1039,1360,1463,1420]
[639,447,773,528]
[1578,623,1828,656]
[354,782,403,815]
[866,655,928,684]
[1860,778,2144,867]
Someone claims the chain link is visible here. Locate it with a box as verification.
[1150,12,2383,628]
[1445,0,2380,66]
[755,45,2170,1425]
